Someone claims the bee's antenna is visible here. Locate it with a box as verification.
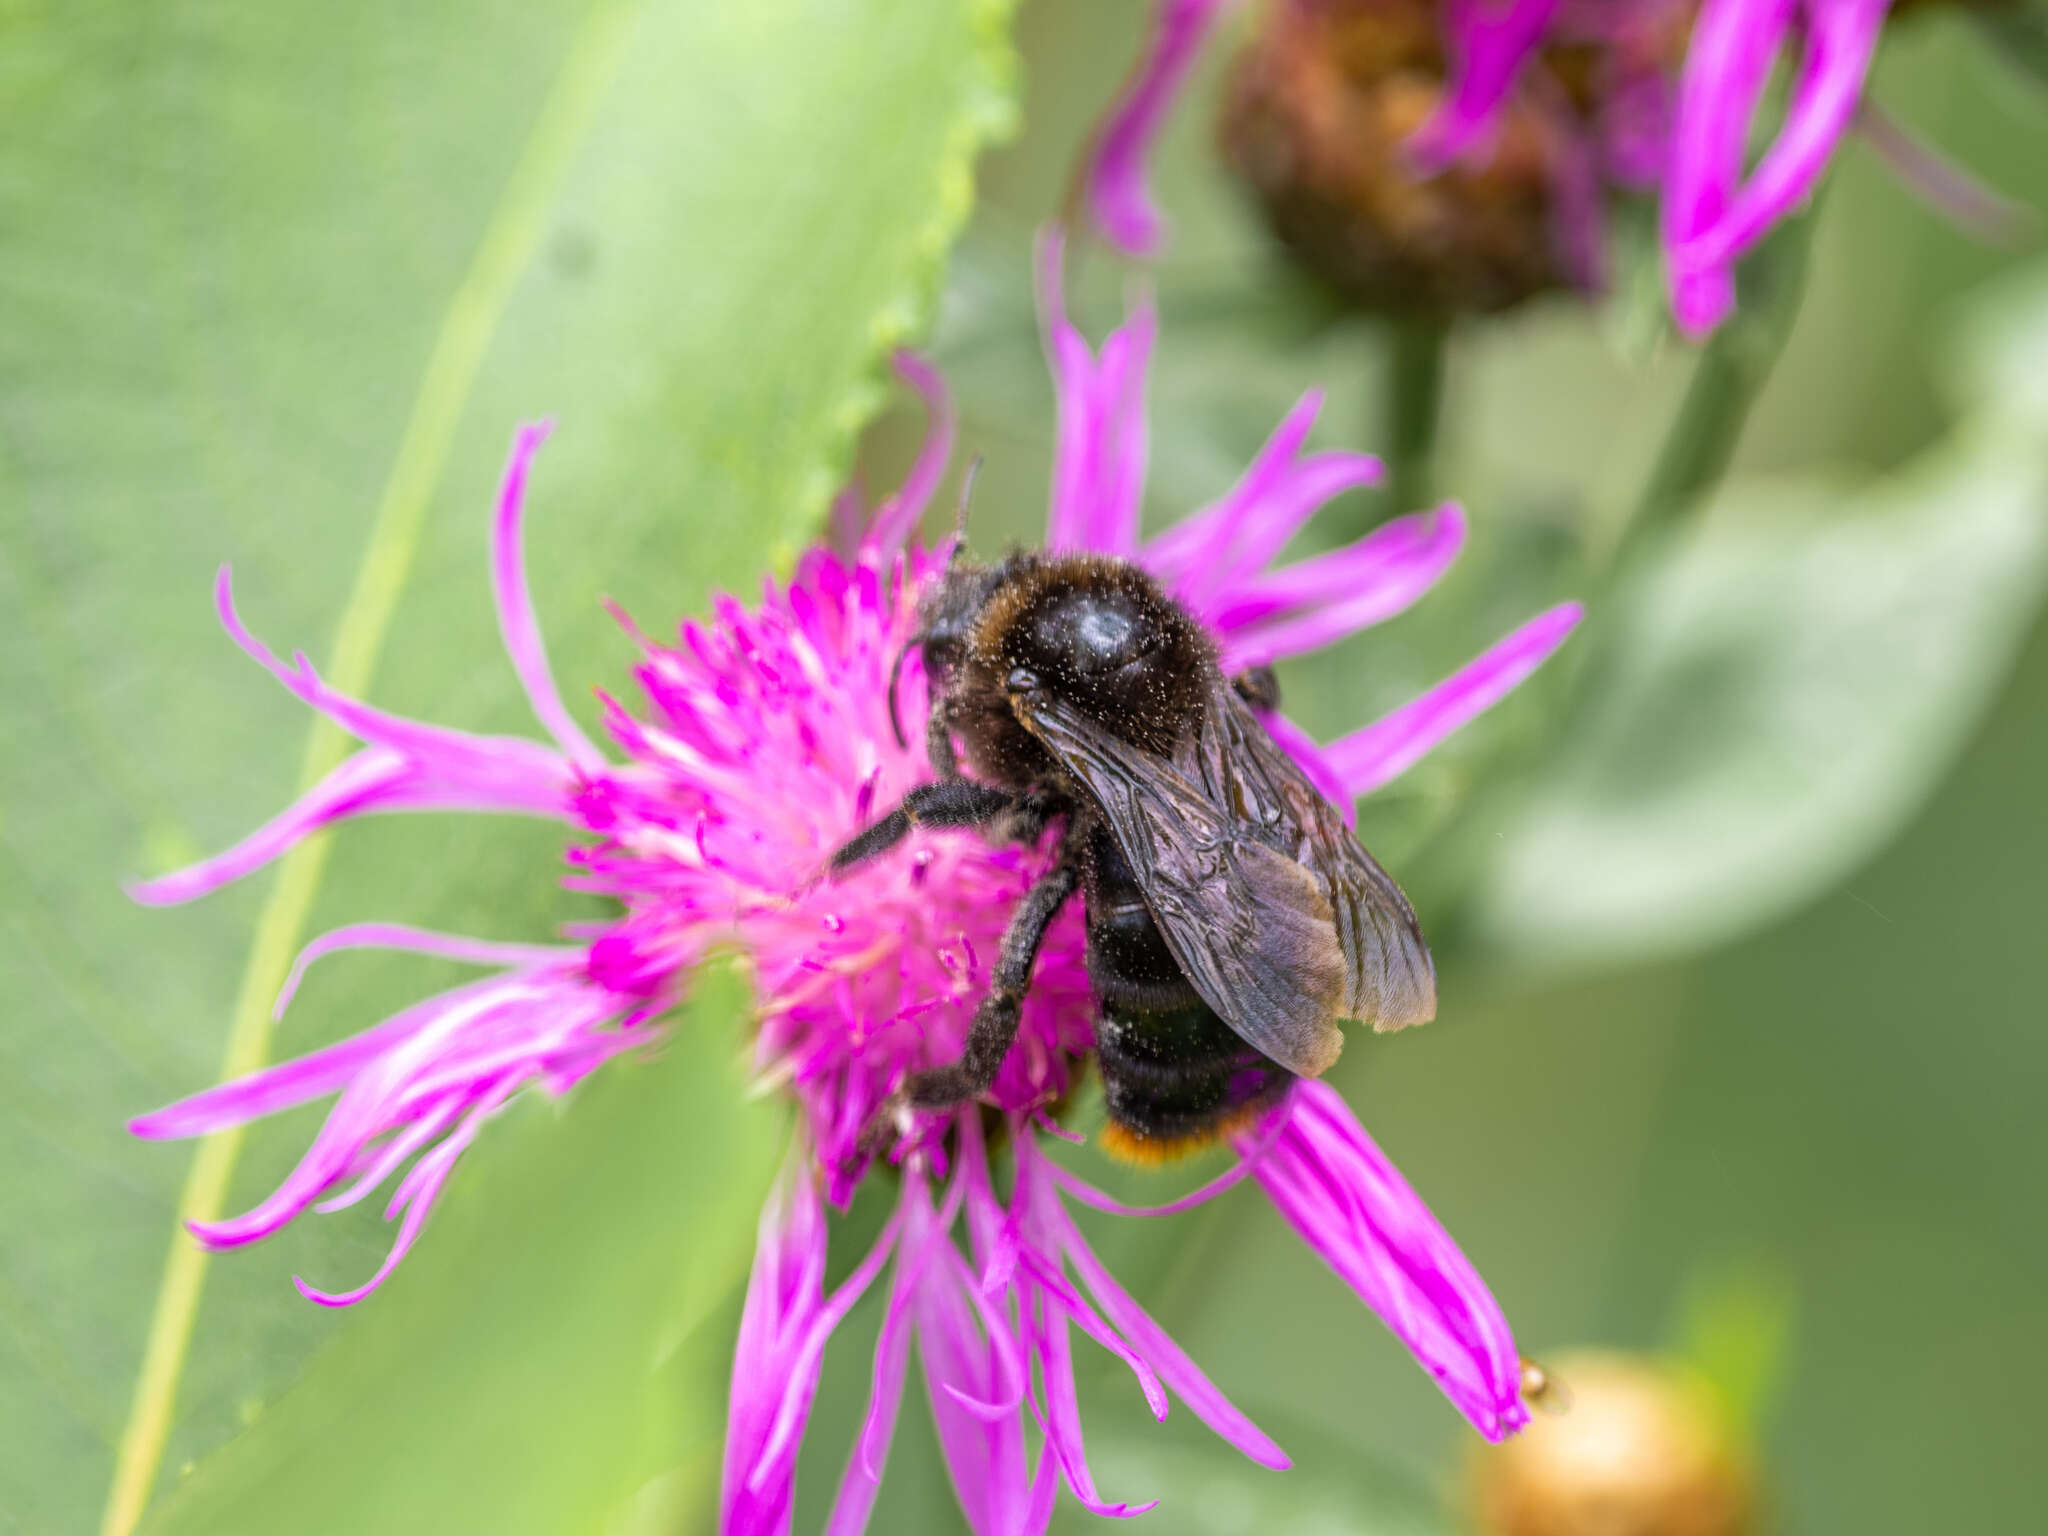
[885,638,914,751]
[891,458,979,751]
[948,454,983,565]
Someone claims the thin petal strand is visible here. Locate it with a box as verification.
[273,922,575,1020]
[1085,0,1239,255]
[723,1158,833,1536]
[1678,0,1891,275]
[1662,0,1795,333]
[1247,1082,1529,1440]
[868,350,958,558]
[491,421,609,773]
[1326,602,1582,796]
[1410,0,1565,170]
[1039,229,1156,555]
[1214,505,1469,669]
[127,570,576,906]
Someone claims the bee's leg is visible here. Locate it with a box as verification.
[924,698,960,780]
[829,779,1015,871]
[903,859,1080,1109]
[998,787,1061,849]
[1232,665,1281,712]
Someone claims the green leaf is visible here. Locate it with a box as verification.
[1467,268,2048,970]
[139,964,781,1536]
[0,1,1014,1529]
[1670,1259,1797,1442]
[1049,1416,1452,1536]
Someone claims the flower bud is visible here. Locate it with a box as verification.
[1217,0,1561,314]
[1472,1353,1755,1536]
[1215,0,1682,316]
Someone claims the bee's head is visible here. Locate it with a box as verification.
[916,556,1004,680]
[989,556,1211,752]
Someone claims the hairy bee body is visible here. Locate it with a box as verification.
[946,555,1294,1155]
[833,548,1434,1162]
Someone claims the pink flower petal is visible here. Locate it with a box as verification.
[1213,505,1469,669]
[126,570,577,906]
[723,1158,832,1536]
[312,1096,467,1215]
[1017,1246,1169,1423]
[213,566,574,793]
[726,1160,904,1535]
[1039,229,1156,555]
[1409,0,1564,170]
[867,350,958,557]
[1085,0,1239,256]
[125,746,403,906]
[1661,0,1795,334]
[490,421,608,774]
[1045,1104,1288,1218]
[129,974,517,1140]
[1247,1082,1528,1440]
[273,922,575,1021]
[1326,602,1582,797]
[1676,0,1890,276]
[1027,1140,1288,1470]
[823,1284,911,1536]
[1028,1301,1159,1518]
[1257,710,1358,828]
[919,1244,1035,1533]
[1142,390,1323,582]
[293,1074,520,1306]
[1148,395,1385,611]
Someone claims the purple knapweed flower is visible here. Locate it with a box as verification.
[1088,0,2001,333]
[132,228,1579,1530]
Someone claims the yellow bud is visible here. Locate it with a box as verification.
[1472,1352,1755,1536]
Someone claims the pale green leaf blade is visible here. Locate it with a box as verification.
[138,966,780,1536]
[0,1,1015,1528]
[1050,1418,1452,1536]
[1469,271,2048,968]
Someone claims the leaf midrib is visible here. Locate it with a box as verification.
[96,5,642,1531]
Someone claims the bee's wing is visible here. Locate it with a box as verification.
[1020,679,1432,1078]
[1192,679,1436,1034]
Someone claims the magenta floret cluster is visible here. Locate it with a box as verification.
[133,230,1577,1530]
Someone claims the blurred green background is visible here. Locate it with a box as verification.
[2,2,2044,1533]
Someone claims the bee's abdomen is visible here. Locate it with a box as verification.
[1085,895,1191,1012]
[1094,1002,1293,1162]
[1079,818,1292,1159]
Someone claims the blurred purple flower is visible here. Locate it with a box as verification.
[132,228,1576,1529]
[1088,0,2000,334]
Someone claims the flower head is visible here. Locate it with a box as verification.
[132,228,1579,1529]
[1213,0,1680,312]
[1089,0,2005,332]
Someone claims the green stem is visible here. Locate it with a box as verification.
[1384,313,1450,517]
[1560,209,1819,744]
[1624,205,1818,548]
[1424,204,1823,950]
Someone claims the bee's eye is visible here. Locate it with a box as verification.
[1006,666,1040,695]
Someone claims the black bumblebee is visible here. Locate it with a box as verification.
[831,549,1436,1160]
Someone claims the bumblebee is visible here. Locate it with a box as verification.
[832,549,1435,1159]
